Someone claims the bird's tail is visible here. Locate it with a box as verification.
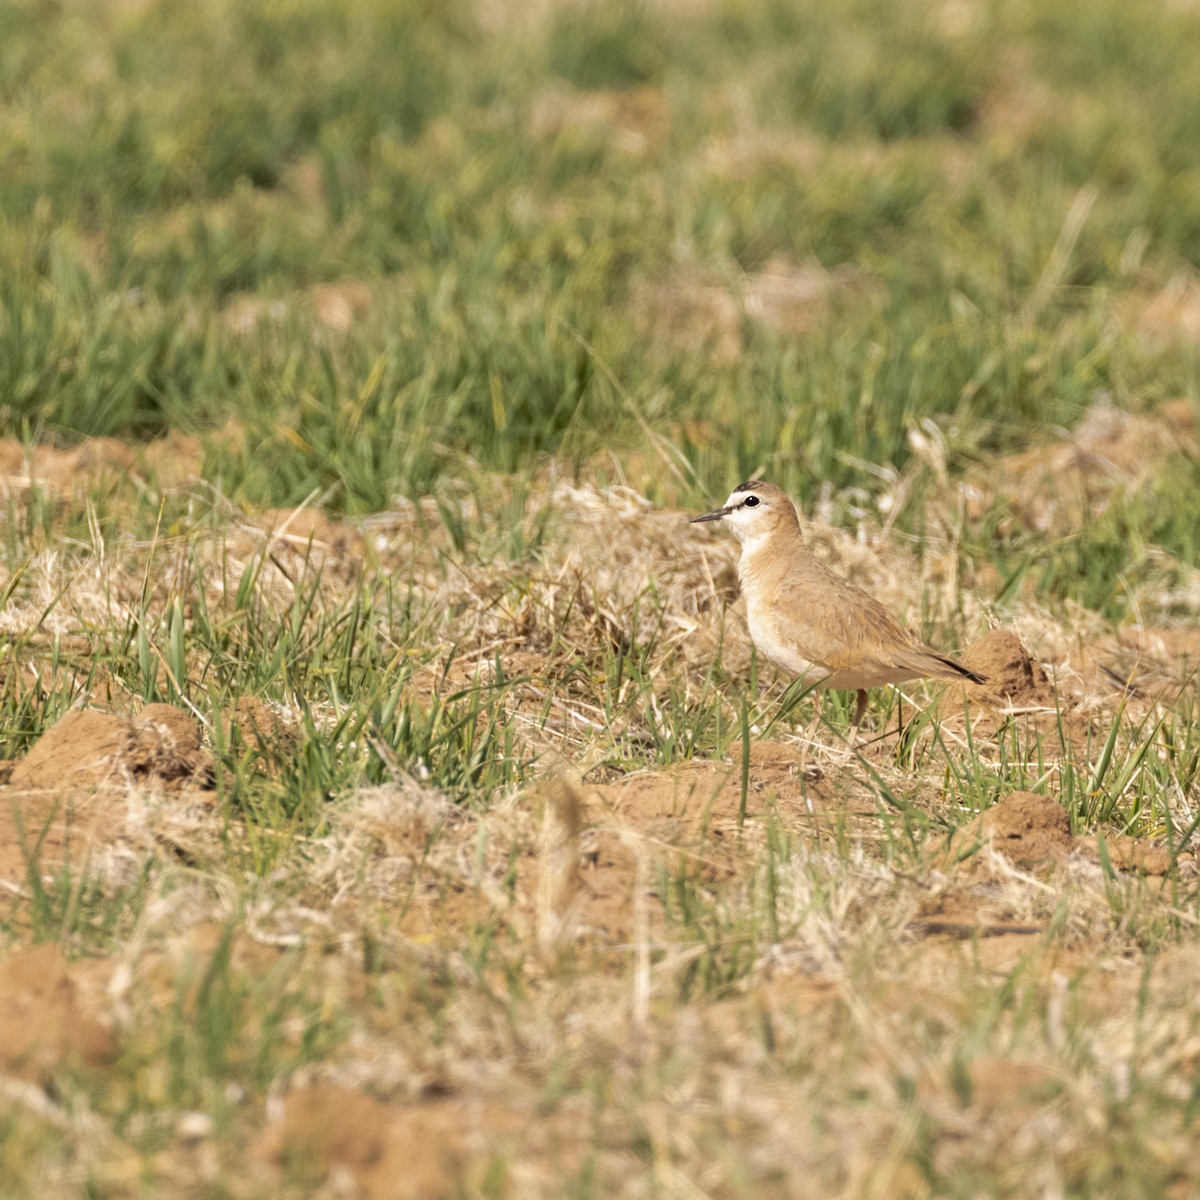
[929,652,986,685]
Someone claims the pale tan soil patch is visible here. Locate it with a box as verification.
[976,46,1090,149]
[0,430,205,493]
[165,919,286,977]
[700,124,975,186]
[529,83,670,156]
[180,504,370,614]
[910,928,1075,979]
[313,743,855,954]
[482,0,715,31]
[630,256,880,364]
[229,505,366,575]
[576,741,851,945]
[962,395,1198,535]
[1068,622,1200,711]
[1125,270,1200,348]
[700,128,824,180]
[253,1082,527,1199]
[313,782,497,944]
[0,943,117,1081]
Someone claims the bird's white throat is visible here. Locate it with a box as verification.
[731,523,776,558]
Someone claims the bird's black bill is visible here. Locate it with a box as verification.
[690,506,731,523]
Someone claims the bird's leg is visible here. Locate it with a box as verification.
[852,688,868,729]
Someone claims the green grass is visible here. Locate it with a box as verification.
[2,0,1197,531]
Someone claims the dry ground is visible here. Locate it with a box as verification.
[2,399,1199,1197]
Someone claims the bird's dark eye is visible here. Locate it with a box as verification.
[743,495,760,508]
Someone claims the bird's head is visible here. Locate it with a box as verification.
[689,480,796,546]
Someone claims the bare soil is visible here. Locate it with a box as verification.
[0,944,117,1082]
[0,432,205,492]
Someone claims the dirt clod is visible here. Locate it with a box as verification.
[8,706,212,792]
[938,629,1094,747]
[0,944,117,1081]
[980,791,1074,867]
[255,1083,490,1200]
[1085,831,1175,876]
[961,630,1056,707]
[936,790,1189,882]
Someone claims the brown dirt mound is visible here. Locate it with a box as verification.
[575,741,849,946]
[1081,831,1175,877]
[0,703,309,887]
[8,705,212,792]
[980,791,1074,867]
[254,1083,516,1199]
[939,629,1092,747]
[0,944,117,1082]
[0,706,215,886]
[924,791,1075,880]
[959,630,1059,709]
[935,791,1188,878]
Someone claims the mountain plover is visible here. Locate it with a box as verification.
[691,480,985,727]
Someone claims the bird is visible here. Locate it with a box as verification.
[691,480,985,728]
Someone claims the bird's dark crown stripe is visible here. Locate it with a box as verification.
[733,480,762,494]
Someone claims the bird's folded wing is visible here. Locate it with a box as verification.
[778,579,916,664]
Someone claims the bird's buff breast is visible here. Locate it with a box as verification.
[744,602,829,685]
